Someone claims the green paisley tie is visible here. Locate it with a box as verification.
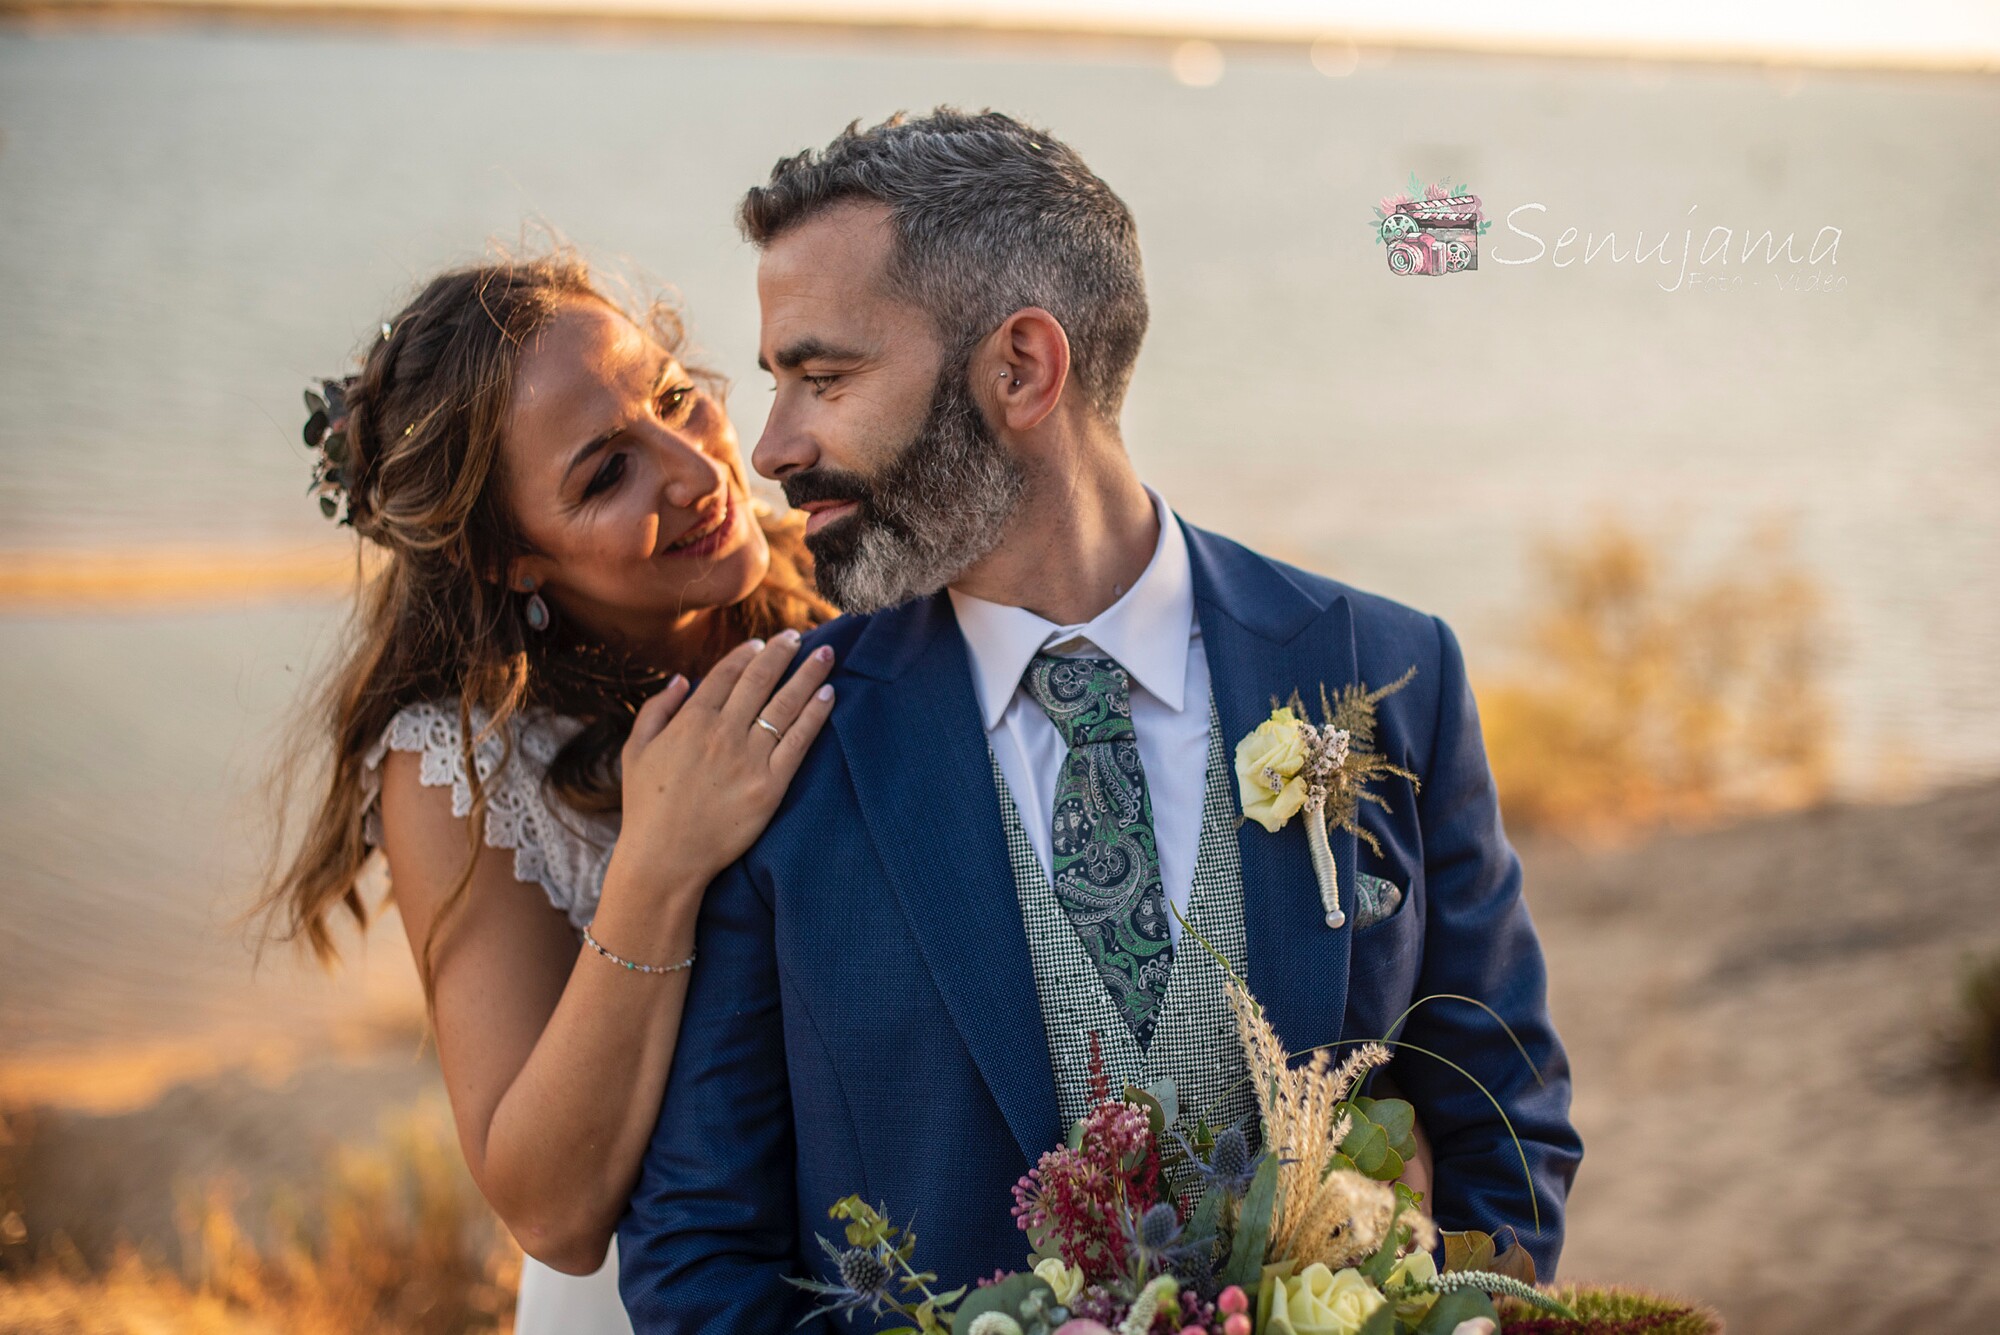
[1021,652,1174,1048]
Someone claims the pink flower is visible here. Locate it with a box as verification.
[1010,1101,1165,1283]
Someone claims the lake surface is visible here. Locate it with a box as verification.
[1,22,1995,1061]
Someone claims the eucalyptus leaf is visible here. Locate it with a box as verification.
[1124,1085,1168,1141]
[1341,1119,1389,1176]
[1366,1097,1417,1151]
[1355,1302,1399,1335]
[948,1272,1051,1331]
[1376,1146,1405,1182]
[1217,1153,1279,1291]
[1145,1078,1179,1130]
[1413,1288,1499,1335]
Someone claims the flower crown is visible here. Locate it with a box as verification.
[302,374,362,525]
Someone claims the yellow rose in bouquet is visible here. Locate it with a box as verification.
[1385,1250,1440,1321]
[1032,1256,1085,1305]
[1261,1263,1388,1335]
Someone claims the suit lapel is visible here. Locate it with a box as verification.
[831,594,1061,1165]
[1184,521,1358,1058]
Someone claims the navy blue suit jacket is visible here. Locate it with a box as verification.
[618,520,1581,1331]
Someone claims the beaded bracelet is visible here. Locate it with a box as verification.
[582,926,696,975]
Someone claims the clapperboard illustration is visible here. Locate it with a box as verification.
[1379,194,1484,276]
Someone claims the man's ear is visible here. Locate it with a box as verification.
[980,307,1070,434]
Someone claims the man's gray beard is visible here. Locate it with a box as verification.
[810,362,1027,615]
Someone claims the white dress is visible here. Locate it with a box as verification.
[362,700,636,1335]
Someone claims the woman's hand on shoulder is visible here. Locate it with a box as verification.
[614,630,835,895]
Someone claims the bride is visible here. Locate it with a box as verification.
[256,250,836,1332]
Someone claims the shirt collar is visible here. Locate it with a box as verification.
[950,485,1195,731]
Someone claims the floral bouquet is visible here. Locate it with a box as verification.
[789,969,1718,1335]
[789,681,1720,1335]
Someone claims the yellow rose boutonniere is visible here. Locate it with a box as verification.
[1234,668,1420,928]
[1234,705,1311,832]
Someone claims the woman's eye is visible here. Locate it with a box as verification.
[584,453,626,499]
[656,383,697,419]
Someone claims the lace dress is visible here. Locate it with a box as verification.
[363,700,634,1335]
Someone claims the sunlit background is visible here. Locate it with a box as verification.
[1,2,1997,1331]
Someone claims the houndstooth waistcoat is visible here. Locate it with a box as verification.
[989,695,1258,1192]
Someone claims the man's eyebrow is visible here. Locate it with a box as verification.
[758,336,864,374]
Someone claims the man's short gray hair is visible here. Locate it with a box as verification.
[739,108,1149,422]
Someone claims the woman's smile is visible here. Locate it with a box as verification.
[659,487,740,559]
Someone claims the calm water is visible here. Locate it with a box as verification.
[1,24,1996,1058]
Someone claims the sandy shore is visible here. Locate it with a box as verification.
[1534,778,2000,1334]
[4,778,1998,1331]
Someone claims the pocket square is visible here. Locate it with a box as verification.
[1353,873,1405,931]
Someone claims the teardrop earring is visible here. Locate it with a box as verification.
[520,578,550,633]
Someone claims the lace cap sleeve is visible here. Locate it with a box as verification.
[362,701,619,930]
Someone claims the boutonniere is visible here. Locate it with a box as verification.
[1233,666,1420,928]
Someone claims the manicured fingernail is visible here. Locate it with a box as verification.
[813,645,834,662]
[775,628,801,644]
[816,685,834,701]
[747,638,765,651]
[668,673,687,689]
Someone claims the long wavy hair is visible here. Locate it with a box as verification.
[254,250,833,997]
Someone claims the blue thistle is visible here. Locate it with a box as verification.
[1167,1120,1262,1199]
[785,1235,896,1324]
[1139,1201,1180,1250]
[1121,1200,1215,1280]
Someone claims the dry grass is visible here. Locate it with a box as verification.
[1944,949,2000,1086]
[0,1094,518,1335]
[1478,515,1835,844]
[1226,979,1432,1271]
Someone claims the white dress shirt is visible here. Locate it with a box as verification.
[949,486,1211,947]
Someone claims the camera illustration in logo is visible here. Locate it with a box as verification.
[1372,176,1490,278]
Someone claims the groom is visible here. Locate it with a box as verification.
[619,109,1581,1330]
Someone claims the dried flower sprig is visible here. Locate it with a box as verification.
[1226,977,1437,1271]
[1234,666,1419,927]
